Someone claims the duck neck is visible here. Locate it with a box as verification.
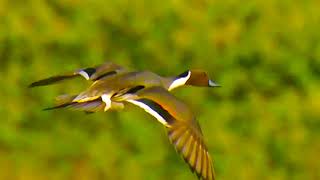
[161,77,177,90]
[163,75,190,91]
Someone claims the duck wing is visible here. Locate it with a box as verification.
[120,86,215,180]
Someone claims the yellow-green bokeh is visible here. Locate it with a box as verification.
[0,0,319,179]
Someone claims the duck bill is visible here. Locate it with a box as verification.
[208,80,221,87]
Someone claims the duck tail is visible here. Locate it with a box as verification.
[28,74,77,88]
[43,94,105,113]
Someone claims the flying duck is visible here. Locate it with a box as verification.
[30,62,219,112]
[29,62,219,179]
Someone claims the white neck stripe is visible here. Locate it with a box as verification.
[78,71,90,80]
[168,71,191,91]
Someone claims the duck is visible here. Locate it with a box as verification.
[30,62,219,179]
[30,62,220,112]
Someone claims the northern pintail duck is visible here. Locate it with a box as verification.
[30,62,219,180]
[30,62,219,112]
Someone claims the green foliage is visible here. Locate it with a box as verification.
[0,0,319,179]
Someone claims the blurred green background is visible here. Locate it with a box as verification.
[1,0,319,179]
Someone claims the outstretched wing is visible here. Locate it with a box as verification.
[29,61,126,87]
[120,86,215,180]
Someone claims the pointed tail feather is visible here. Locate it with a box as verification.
[29,74,77,88]
[43,102,77,111]
[44,98,105,112]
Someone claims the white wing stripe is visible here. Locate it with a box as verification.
[126,99,170,127]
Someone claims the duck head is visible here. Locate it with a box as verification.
[168,70,220,91]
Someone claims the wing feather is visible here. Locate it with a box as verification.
[124,86,215,180]
[168,124,215,180]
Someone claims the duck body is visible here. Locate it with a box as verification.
[71,71,171,111]
[74,71,166,101]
